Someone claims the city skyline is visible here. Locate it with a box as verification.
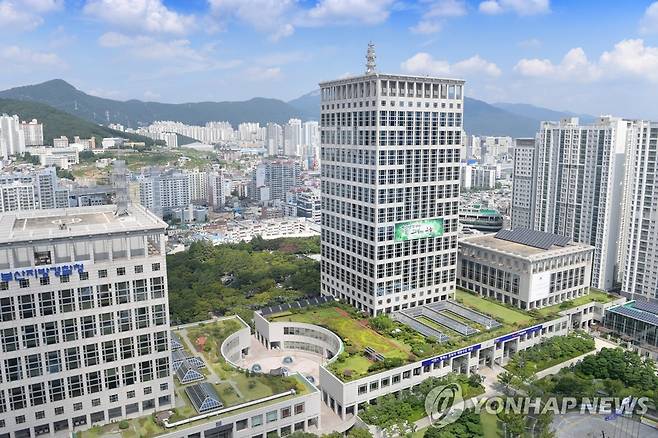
[2,1,658,119]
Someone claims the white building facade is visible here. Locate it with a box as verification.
[621,121,658,299]
[20,120,44,147]
[0,205,173,437]
[457,230,594,310]
[517,117,630,291]
[320,52,463,315]
[511,138,536,229]
[0,115,26,159]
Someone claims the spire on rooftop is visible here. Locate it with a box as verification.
[365,42,376,75]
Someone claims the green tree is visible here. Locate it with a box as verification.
[498,411,525,437]
[347,428,373,438]
[424,409,483,438]
[498,371,515,394]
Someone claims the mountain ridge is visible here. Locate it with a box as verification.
[1,79,588,138]
[0,97,159,146]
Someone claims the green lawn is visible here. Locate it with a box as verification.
[480,412,502,438]
[535,288,618,317]
[455,289,534,326]
[270,306,412,359]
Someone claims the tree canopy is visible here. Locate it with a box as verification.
[167,239,320,324]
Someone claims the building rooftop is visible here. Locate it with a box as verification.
[608,300,658,326]
[460,229,593,260]
[319,71,465,86]
[0,204,166,243]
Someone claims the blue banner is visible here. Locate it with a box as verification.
[422,344,482,367]
[494,324,543,344]
[1,263,85,282]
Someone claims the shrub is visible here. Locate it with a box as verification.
[118,420,130,430]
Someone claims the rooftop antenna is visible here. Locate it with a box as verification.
[112,158,129,216]
[365,42,377,75]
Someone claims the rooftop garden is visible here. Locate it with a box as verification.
[269,288,618,382]
[79,318,312,438]
[533,288,619,318]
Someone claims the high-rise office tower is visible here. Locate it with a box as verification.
[302,121,320,169]
[0,204,173,437]
[514,117,630,291]
[320,45,463,315]
[621,121,658,298]
[510,138,537,229]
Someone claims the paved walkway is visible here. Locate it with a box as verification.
[177,327,223,385]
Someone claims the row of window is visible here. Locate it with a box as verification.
[0,263,161,292]
[0,358,170,413]
[0,278,165,321]
[1,333,168,384]
[1,310,167,352]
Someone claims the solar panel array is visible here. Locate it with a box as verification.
[404,306,478,336]
[186,383,224,414]
[422,307,479,336]
[495,228,570,250]
[633,300,658,316]
[259,295,335,316]
[610,305,658,326]
[428,301,502,330]
[392,311,449,342]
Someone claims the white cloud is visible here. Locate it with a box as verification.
[98,32,205,62]
[22,0,63,12]
[411,0,466,34]
[304,0,395,25]
[0,46,65,69]
[410,20,442,34]
[0,0,62,31]
[98,31,242,77]
[209,0,296,40]
[640,1,658,35]
[245,66,282,81]
[600,39,658,82]
[515,40,658,83]
[515,47,601,81]
[209,0,396,41]
[401,52,501,78]
[84,0,195,35]
[479,0,549,16]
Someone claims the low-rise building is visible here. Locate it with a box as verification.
[458,229,594,310]
[28,146,80,169]
[603,300,658,362]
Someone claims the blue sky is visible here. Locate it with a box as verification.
[3,0,658,118]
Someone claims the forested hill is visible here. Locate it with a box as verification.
[166,237,320,324]
[0,98,158,146]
